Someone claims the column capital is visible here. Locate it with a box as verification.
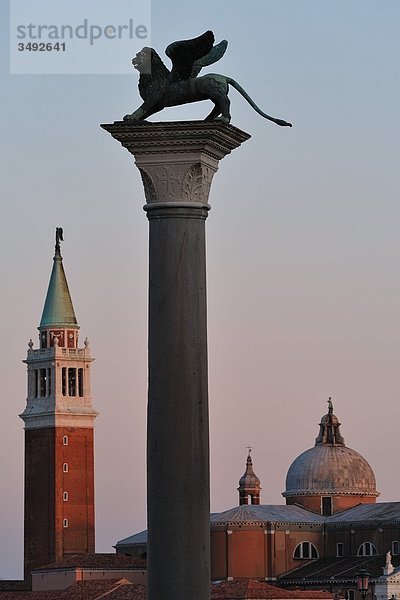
[101,120,250,211]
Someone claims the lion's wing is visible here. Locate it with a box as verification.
[191,40,228,78]
[165,30,215,81]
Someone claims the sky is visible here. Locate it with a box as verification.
[1,0,400,580]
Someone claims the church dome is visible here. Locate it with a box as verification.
[283,399,379,501]
[284,444,378,497]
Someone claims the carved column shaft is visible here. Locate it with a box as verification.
[101,120,250,600]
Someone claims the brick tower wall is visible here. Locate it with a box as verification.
[24,426,95,580]
[24,428,56,579]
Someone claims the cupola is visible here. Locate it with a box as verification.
[238,448,261,505]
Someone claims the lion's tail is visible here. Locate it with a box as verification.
[226,77,292,127]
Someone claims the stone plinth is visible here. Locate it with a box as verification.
[101,120,250,600]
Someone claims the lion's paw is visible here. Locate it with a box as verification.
[214,116,231,124]
[123,114,140,122]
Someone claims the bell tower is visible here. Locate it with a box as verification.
[20,229,98,581]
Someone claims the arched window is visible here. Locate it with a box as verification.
[63,436,68,446]
[357,542,377,556]
[63,463,68,473]
[293,541,319,560]
[63,518,68,528]
[63,491,68,502]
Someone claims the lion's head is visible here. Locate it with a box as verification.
[132,47,152,74]
[133,47,171,103]
[132,47,169,78]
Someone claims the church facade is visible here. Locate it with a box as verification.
[117,404,400,599]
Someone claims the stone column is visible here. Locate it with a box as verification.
[101,120,250,600]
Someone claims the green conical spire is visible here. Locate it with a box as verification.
[39,228,78,328]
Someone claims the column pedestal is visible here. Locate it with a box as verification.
[101,120,250,600]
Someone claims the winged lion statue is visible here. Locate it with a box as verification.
[123,31,292,127]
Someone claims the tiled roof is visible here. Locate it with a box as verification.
[0,592,54,599]
[0,579,146,600]
[33,553,146,571]
[0,583,29,592]
[326,502,400,523]
[0,579,333,600]
[116,502,400,548]
[210,505,325,525]
[279,555,397,583]
[116,530,148,546]
[211,579,333,599]
[61,579,146,600]
[210,502,400,526]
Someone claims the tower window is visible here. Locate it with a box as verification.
[336,542,344,557]
[40,332,47,349]
[392,541,400,555]
[39,369,47,397]
[34,370,38,398]
[63,518,68,528]
[78,368,84,397]
[68,368,76,396]
[357,542,377,556]
[62,368,66,396]
[293,541,319,560]
[47,368,52,396]
[63,463,68,473]
[63,436,68,446]
[63,491,68,501]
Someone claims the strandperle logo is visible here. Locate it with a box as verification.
[16,19,148,46]
[10,0,151,74]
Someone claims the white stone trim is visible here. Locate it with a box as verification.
[20,412,98,430]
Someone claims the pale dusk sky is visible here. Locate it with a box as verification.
[0,0,399,579]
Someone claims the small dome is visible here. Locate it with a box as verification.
[238,450,261,506]
[239,457,261,489]
[283,400,379,500]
